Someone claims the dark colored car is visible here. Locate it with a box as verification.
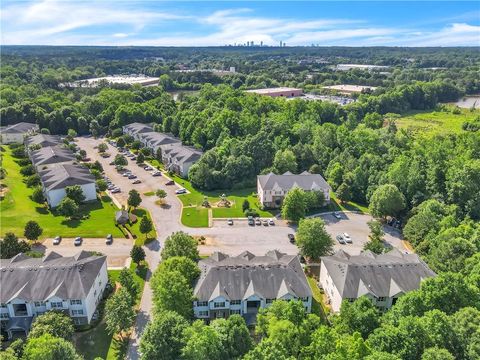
[288,234,295,243]
[74,237,83,246]
[106,234,113,245]
[166,180,175,185]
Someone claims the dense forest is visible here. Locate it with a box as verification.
[1,46,480,360]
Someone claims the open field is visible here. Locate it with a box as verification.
[0,147,123,238]
[396,108,480,135]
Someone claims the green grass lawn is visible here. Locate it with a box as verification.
[396,108,479,135]
[181,206,209,227]
[307,276,330,324]
[0,147,124,239]
[127,208,157,245]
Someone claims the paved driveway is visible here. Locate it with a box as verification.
[34,237,132,268]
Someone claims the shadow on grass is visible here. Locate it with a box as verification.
[35,206,49,214]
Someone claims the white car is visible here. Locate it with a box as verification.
[53,236,62,245]
[343,233,352,243]
[268,218,275,225]
[175,188,187,195]
[333,211,342,219]
[227,219,233,225]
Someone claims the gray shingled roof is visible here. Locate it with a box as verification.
[321,249,436,298]
[257,171,331,192]
[30,146,76,167]
[123,122,153,135]
[1,122,38,134]
[38,163,95,191]
[25,134,62,148]
[139,132,181,147]
[194,250,312,301]
[164,144,203,165]
[0,251,106,302]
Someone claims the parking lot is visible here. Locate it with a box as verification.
[34,237,132,268]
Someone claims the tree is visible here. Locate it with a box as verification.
[421,347,454,360]
[57,197,79,219]
[78,149,87,159]
[28,311,74,341]
[114,154,128,167]
[20,164,35,176]
[98,142,108,153]
[128,189,142,209]
[428,238,476,273]
[158,256,200,284]
[131,140,142,150]
[65,185,86,205]
[31,186,45,204]
[156,189,167,200]
[151,269,193,318]
[116,137,126,148]
[161,231,199,261]
[211,315,253,359]
[281,187,307,222]
[182,320,223,360]
[242,199,250,212]
[0,232,31,258]
[24,221,43,242]
[136,152,145,164]
[369,184,406,219]
[336,182,352,203]
[334,297,380,338]
[130,245,146,265]
[118,267,139,303]
[67,129,77,139]
[25,174,41,187]
[139,216,153,239]
[139,310,189,360]
[273,149,297,174]
[364,220,386,254]
[105,288,135,340]
[23,333,82,360]
[96,179,108,192]
[296,217,333,260]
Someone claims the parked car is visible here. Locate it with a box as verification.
[53,236,62,245]
[227,219,233,226]
[166,180,175,185]
[336,235,345,244]
[175,188,187,194]
[111,188,121,193]
[123,172,131,177]
[152,172,162,177]
[255,218,261,226]
[333,211,342,219]
[74,237,83,246]
[248,216,254,226]
[144,166,153,171]
[343,233,352,243]
[107,184,115,190]
[106,234,113,245]
[128,174,137,179]
[299,255,306,264]
[132,179,141,184]
[109,161,115,165]
[263,219,269,226]
[268,218,275,226]
[131,156,137,161]
[288,234,295,243]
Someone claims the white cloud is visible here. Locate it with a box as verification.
[1,1,479,46]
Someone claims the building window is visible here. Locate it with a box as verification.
[73,318,82,325]
[34,301,46,307]
[50,302,63,309]
[230,309,241,315]
[230,300,241,305]
[0,313,9,319]
[72,310,84,316]
[266,298,275,304]
[198,311,209,317]
[196,301,208,307]
[0,303,7,309]
[377,297,386,302]
[300,297,309,302]
[213,302,225,308]
[70,300,82,305]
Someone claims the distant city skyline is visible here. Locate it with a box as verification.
[1,1,479,47]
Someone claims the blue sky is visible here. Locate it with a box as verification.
[1,1,479,46]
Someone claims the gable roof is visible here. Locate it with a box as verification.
[0,251,106,302]
[257,171,331,192]
[321,249,436,299]
[194,251,312,301]
[163,144,203,165]
[123,122,153,135]
[25,134,62,148]
[139,131,181,146]
[1,122,38,134]
[30,146,76,167]
[38,163,95,191]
